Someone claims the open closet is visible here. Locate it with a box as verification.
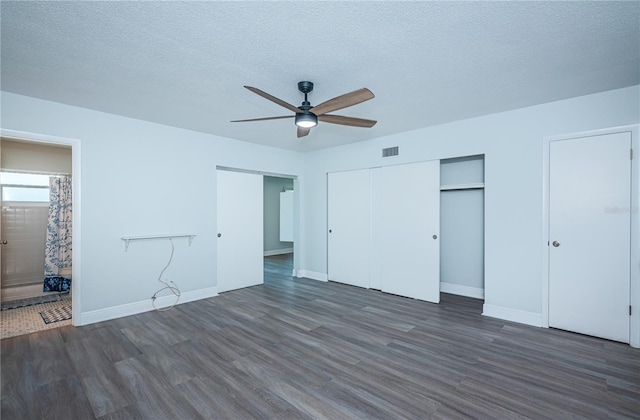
[440,155,485,299]
[327,154,485,303]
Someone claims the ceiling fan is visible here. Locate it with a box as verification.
[231,81,377,138]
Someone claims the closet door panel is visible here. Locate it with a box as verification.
[380,161,440,302]
[327,169,370,288]
[369,167,383,290]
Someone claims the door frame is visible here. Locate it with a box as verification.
[215,166,300,279]
[542,124,639,348]
[1,128,82,326]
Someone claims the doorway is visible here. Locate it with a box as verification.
[263,176,294,283]
[216,167,298,294]
[439,155,485,300]
[0,137,74,338]
[548,132,630,342]
[543,125,640,347]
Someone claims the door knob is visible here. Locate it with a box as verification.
[552,240,560,247]
[0,240,6,245]
[433,235,438,240]
[217,233,222,238]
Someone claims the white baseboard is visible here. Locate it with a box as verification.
[440,282,484,299]
[264,248,294,256]
[79,287,218,326]
[295,270,328,282]
[482,304,542,327]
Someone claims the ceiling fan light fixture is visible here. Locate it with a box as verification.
[232,82,376,138]
[295,112,317,128]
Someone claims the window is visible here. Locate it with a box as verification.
[0,172,50,186]
[0,172,51,203]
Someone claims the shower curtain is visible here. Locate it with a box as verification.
[43,176,72,292]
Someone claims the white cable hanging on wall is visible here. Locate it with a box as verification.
[120,233,195,311]
[151,238,180,311]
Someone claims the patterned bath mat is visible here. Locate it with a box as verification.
[39,305,72,324]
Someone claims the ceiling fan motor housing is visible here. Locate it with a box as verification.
[297,81,314,94]
[296,81,315,128]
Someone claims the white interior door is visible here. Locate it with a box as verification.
[217,170,264,293]
[380,161,440,302]
[549,132,631,343]
[327,169,371,288]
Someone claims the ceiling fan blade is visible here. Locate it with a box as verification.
[318,114,377,128]
[231,115,294,123]
[310,88,374,116]
[244,86,301,113]
[297,126,311,138]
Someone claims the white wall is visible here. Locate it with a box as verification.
[302,85,640,324]
[440,189,484,294]
[1,139,72,174]
[263,176,293,254]
[0,92,304,322]
[440,155,484,186]
[2,85,638,329]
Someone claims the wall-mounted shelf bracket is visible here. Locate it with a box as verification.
[121,234,196,252]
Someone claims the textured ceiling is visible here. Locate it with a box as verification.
[1,1,639,152]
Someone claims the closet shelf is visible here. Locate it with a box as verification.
[440,183,485,191]
[121,234,196,251]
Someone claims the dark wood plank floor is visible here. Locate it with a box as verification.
[2,253,639,419]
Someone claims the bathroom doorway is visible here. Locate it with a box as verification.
[0,138,73,338]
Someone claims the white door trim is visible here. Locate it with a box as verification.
[1,128,83,326]
[542,124,639,348]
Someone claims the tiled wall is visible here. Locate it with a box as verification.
[1,204,48,288]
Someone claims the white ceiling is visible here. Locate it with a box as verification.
[2,1,638,152]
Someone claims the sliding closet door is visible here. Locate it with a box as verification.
[380,161,440,302]
[327,169,371,288]
[216,170,264,293]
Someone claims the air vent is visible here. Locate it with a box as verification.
[382,146,399,157]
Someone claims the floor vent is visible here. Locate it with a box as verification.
[382,146,399,157]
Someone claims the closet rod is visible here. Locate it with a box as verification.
[440,182,484,191]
